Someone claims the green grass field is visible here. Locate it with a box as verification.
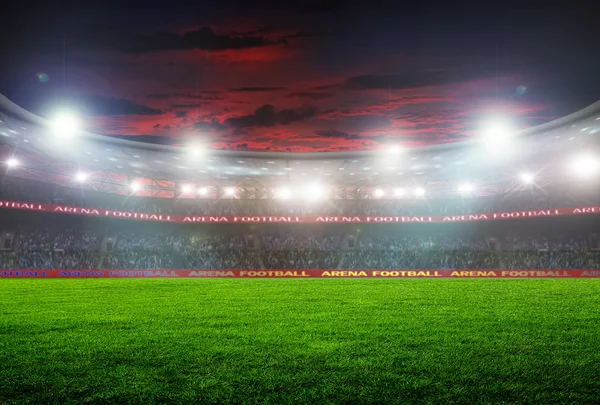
[1,279,600,404]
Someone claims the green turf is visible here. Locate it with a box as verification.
[1,279,599,404]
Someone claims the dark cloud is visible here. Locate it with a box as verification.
[316,130,361,140]
[228,87,286,92]
[277,106,317,125]
[146,93,171,99]
[74,95,163,116]
[193,120,226,131]
[172,103,201,109]
[153,124,161,129]
[287,91,333,100]
[175,111,188,118]
[75,26,282,53]
[224,105,317,128]
[345,66,497,90]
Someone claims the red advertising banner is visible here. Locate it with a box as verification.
[1,200,600,224]
[2,269,600,278]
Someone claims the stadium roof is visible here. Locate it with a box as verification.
[1,93,600,198]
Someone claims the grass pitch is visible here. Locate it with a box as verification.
[1,279,600,404]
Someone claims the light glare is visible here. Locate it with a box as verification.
[6,157,19,168]
[519,172,535,184]
[277,187,292,200]
[570,153,598,178]
[75,171,88,183]
[458,182,474,193]
[51,111,81,137]
[414,187,425,197]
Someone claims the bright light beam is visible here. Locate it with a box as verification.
[50,111,82,137]
[6,157,19,168]
[75,171,88,183]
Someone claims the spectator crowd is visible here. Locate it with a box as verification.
[1,226,599,270]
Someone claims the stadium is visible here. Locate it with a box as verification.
[2,87,600,403]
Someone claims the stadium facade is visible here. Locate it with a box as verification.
[1,94,600,278]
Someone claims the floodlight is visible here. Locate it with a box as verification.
[181,184,192,194]
[481,119,515,151]
[414,187,425,197]
[569,153,599,178]
[225,187,236,196]
[374,188,385,198]
[129,182,140,192]
[277,187,292,200]
[389,145,403,154]
[519,172,535,184]
[197,187,208,196]
[458,182,474,193]
[305,183,325,200]
[187,143,204,159]
[6,157,19,168]
[50,111,81,137]
[74,171,88,183]
[394,188,405,197]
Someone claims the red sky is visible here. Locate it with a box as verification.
[1,1,598,152]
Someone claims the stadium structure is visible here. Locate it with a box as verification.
[1,93,599,200]
[1,93,600,278]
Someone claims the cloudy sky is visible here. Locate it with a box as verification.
[0,0,598,151]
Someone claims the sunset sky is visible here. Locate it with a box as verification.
[1,0,598,152]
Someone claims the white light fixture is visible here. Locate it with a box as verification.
[394,188,405,197]
[305,183,325,200]
[188,144,204,159]
[50,111,82,137]
[6,157,19,168]
[277,187,292,200]
[519,172,535,184]
[569,153,599,178]
[457,182,474,193]
[181,184,192,194]
[374,188,385,198]
[414,187,425,197]
[130,182,140,192]
[197,187,208,196]
[389,145,403,154]
[74,171,88,183]
[225,187,236,196]
[481,119,515,151]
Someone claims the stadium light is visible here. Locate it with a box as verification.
[277,187,292,200]
[457,182,474,194]
[414,186,425,197]
[389,145,403,155]
[569,153,598,178]
[50,111,82,137]
[181,184,192,194]
[305,183,326,201]
[394,188,405,197]
[519,172,535,184]
[5,157,19,168]
[74,171,88,183]
[197,187,208,196]
[225,187,236,196]
[481,119,515,151]
[187,143,204,159]
[129,182,140,192]
[374,188,385,198]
